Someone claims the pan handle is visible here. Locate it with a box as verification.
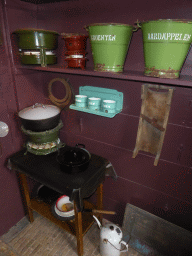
[83,208,116,215]
[75,143,85,149]
[92,209,116,215]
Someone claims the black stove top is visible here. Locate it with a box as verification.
[8,145,115,210]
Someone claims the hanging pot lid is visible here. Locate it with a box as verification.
[18,103,60,120]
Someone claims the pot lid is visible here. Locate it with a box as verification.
[19,103,60,120]
[13,28,59,34]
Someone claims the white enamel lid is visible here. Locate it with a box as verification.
[19,104,60,120]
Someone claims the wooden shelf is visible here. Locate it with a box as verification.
[15,64,192,88]
[21,0,69,4]
[30,198,97,236]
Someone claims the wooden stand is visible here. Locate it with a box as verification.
[18,173,103,256]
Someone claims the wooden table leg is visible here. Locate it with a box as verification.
[74,201,83,256]
[17,173,34,223]
[96,183,103,223]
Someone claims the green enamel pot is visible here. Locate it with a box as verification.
[21,120,63,144]
[140,19,192,78]
[26,131,59,144]
[85,23,134,72]
[13,29,59,50]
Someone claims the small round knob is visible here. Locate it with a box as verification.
[110,225,114,230]
[0,122,9,137]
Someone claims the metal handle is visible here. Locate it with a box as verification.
[133,20,141,32]
[40,47,47,67]
[134,19,142,30]
[102,239,128,252]
[33,103,46,109]
[92,209,116,215]
[84,208,116,215]
[133,26,140,32]
[75,143,85,148]
[120,240,128,252]
[84,25,89,32]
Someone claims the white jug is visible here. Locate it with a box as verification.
[93,215,128,256]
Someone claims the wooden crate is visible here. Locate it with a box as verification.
[122,204,192,256]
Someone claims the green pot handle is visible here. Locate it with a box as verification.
[40,47,47,67]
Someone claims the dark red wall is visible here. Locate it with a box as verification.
[0,0,28,236]
[0,0,192,235]
[36,0,192,231]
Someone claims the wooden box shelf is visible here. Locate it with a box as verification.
[30,198,98,236]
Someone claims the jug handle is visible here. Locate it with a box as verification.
[93,215,102,229]
[120,240,128,252]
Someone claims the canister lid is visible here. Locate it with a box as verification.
[86,23,133,27]
[140,19,192,24]
[13,28,59,34]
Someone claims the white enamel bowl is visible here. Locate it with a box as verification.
[55,195,74,218]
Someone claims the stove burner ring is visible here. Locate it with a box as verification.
[26,139,64,155]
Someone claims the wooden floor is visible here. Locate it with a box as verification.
[0,213,142,256]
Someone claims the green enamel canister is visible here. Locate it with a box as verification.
[13,29,59,67]
[85,23,134,72]
[13,29,59,50]
[140,19,192,78]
